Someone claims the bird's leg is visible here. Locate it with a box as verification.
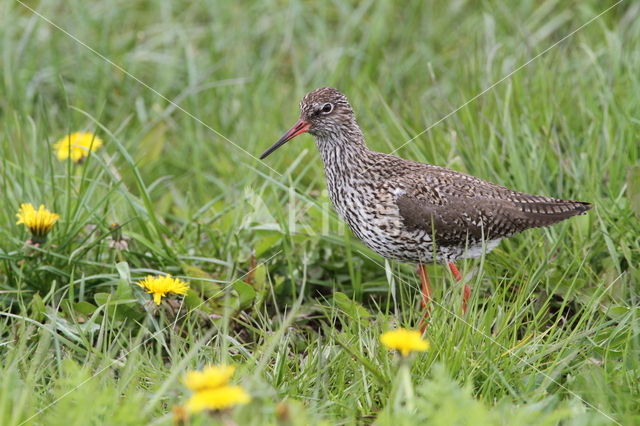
[417,264,432,331]
[448,262,471,314]
[462,284,471,314]
[448,262,462,281]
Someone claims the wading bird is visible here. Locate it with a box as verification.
[260,87,591,325]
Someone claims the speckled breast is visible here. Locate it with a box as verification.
[326,177,438,263]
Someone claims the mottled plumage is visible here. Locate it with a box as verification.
[261,87,591,265]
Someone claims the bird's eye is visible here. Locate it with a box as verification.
[321,103,333,114]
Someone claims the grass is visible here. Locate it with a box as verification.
[1,0,639,424]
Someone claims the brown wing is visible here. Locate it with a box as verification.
[394,167,591,244]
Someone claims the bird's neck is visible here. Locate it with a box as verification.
[313,128,374,221]
[314,128,369,174]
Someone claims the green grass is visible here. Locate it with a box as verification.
[1,0,639,424]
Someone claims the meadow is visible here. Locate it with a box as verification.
[1,0,639,424]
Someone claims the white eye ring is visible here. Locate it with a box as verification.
[321,103,333,114]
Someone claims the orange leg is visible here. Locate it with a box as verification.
[448,262,462,281]
[417,264,432,331]
[448,262,471,314]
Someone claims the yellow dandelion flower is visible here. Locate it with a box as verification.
[16,203,60,243]
[136,275,189,305]
[183,365,236,392]
[53,132,103,163]
[186,385,251,412]
[380,328,430,357]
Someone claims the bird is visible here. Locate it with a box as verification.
[260,87,591,325]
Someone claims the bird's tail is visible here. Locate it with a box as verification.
[517,199,592,227]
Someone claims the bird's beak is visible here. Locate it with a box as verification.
[260,119,310,159]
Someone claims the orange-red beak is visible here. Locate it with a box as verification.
[260,119,310,159]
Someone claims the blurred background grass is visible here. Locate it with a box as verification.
[0,0,638,424]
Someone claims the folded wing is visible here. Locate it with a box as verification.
[394,167,591,245]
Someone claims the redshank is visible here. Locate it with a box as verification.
[260,87,591,322]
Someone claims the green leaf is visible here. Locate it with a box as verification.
[606,306,637,320]
[232,281,256,310]
[74,301,98,316]
[115,261,131,283]
[181,263,223,299]
[332,292,371,320]
[255,231,283,257]
[29,293,46,322]
[61,301,100,323]
[183,289,213,314]
[94,293,144,322]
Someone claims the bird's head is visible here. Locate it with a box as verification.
[260,87,358,159]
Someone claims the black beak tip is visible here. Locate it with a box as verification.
[259,138,287,160]
[259,144,279,160]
